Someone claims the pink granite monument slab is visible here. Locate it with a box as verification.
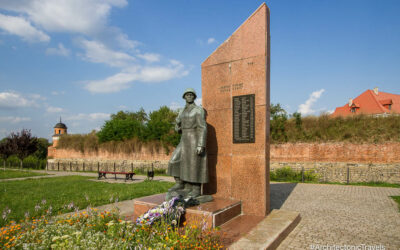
[202,3,270,216]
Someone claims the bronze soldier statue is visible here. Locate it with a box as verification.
[166,88,210,201]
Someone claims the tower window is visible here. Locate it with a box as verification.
[351,108,356,113]
[59,130,61,134]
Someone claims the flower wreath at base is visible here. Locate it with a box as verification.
[135,196,199,226]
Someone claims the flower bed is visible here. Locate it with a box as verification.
[0,207,224,249]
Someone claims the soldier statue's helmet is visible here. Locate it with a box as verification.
[182,88,197,99]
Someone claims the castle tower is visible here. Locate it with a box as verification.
[52,117,67,147]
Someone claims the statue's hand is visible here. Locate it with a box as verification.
[196,146,205,155]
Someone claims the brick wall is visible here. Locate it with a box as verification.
[48,147,171,162]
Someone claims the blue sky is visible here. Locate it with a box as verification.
[0,0,399,140]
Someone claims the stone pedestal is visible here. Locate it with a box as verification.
[202,3,270,216]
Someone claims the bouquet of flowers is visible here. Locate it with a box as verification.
[135,196,186,226]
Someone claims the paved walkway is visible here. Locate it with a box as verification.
[270,183,400,250]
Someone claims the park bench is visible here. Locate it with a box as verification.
[98,171,135,181]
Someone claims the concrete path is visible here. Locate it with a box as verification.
[271,183,400,250]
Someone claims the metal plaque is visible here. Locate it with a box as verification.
[233,94,255,143]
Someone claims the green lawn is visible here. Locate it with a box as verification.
[0,169,48,179]
[391,196,400,211]
[0,175,173,226]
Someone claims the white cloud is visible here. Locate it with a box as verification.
[298,89,325,115]
[207,38,216,44]
[84,60,188,93]
[0,13,50,42]
[46,106,64,113]
[51,91,66,96]
[0,116,31,123]
[116,33,139,49]
[0,1,189,95]
[0,91,39,108]
[46,43,70,56]
[117,105,128,109]
[137,53,161,63]
[0,0,127,35]
[195,97,202,106]
[169,101,182,111]
[84,71,135,93]
[65,113,110,121]
[77,39,134,67]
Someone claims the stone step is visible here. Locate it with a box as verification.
[220,214,265,247]
[228,209,301,250]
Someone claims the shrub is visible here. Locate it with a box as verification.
[283,114,400,143]
[6,155,20,168]
[270,167,318,182]
[22,155,47,169]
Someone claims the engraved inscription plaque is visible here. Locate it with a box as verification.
[233,94,255,143]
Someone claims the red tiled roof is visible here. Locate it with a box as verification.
[331,89,400,117]
[379,99,393,105]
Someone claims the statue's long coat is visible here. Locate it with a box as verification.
[167,103,208,183]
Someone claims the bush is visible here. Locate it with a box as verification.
[270,167,318,182]
[58,132,99,153]
[6,155,20,168]
[22,155,47,169]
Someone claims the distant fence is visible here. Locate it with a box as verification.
[46,160,168,174]
[270,163,400,184]
[1,160,47,170]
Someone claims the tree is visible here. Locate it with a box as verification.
[0,129,38,161]
[34,138,50,159]
[270,103,288,142]
[144,106,181,147]
[98,110,147,143]
[110,108,148,124]
[292,112,303,131]
[97,119,145,143]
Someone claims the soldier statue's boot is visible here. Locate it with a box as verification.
[187,184,201,198]
[182,182,193,194]
[168,177,184,192]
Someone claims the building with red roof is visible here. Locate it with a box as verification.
[331,88,400,117]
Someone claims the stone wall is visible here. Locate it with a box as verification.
[270,142,400,163]
[270,162,400,184]
[269,142,400,184]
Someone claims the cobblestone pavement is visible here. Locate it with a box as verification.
[271,183,400,250]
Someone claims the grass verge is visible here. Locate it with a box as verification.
[0,176,173,226]
[391,196,400,211]
[0,170,47,180]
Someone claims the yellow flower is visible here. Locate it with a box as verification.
[165,236,169,241]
